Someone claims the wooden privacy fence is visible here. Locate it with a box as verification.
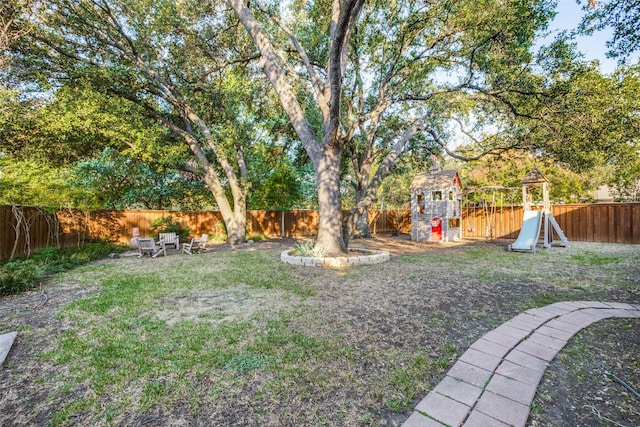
[0,207,409,260]
[1,204,639,260]
[462,205,524,240]
[0,206,91,261]
[462,203,640,244]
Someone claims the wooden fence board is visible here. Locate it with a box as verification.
[622,205,630,243]
[633,205,640,244]
[606,206,615,243]
[585,204,594,242]
[579,205,588,241]
[571,205,580,241]
[0,207,8,258]
[593,205,604,242]
[604,206,611,242]
[572,205,583,241]
[592,206,600,242]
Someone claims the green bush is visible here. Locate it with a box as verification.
[246,233,265,242]
[0,242,126,297]
[150,216,190,241]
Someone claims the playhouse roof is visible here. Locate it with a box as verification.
[411,170,463,191]
[521,165,550,185]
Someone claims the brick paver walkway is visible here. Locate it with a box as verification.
[403,301,640,427]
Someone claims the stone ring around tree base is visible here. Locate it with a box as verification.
[280,248,390,267]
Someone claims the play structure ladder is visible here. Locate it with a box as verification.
[545,212,570,248]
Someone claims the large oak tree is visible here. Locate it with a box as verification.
[229,0,560,252]
[13,0,269,244]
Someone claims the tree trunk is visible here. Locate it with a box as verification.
[227,189,247,246]
[343,187,373,242]
[223,209,246,246]
[348,166,374,239]
[164,119,248,247]
[228,0,364,256]
[315,144,348,255]
[200,165,246,246]
[355,209,371,237]
[347,207,372,239]
[9,206,23,261]
[344,122,424,240]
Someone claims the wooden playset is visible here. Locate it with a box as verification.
[508,166,570,252]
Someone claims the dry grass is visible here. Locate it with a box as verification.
[0,235,638,426]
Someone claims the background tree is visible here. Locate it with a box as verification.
[0,80,216,210]
[1,82,183,164]
[376,169,413,211]
[246,144,303,210]
[497,59,640,196]
[526,62,638,169]
[603,64,640,201]
[13,0,273,244]
[0,0,32,71]
[458,151,599,203]
[73,148,209,210]
[0,87,38,158]
[0,156,86,208]
[608,158,640,201]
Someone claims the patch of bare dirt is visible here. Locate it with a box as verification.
[529,318,640,427]
[155,285,305,326]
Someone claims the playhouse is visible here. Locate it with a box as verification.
[410,169,463,242]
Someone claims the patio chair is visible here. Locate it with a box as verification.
[136,237,165,258]
[182,234,208,254]
[158,232,180,251]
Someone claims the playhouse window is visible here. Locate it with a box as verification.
[448,218,460,229]
[417,192,426,214]
[432,191,442,201]
[449,191,454,201]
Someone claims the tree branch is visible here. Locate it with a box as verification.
[255,3,329,115]
[325,0,365,147]
[227,0,323,167]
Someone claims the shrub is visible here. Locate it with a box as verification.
[0,242,127,297]
[292,241,328,257]
[246,233,266,242]
[150,216,190,242]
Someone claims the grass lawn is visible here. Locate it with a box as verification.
[0,236,638,426]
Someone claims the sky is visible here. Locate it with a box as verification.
[547,0,637,74]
